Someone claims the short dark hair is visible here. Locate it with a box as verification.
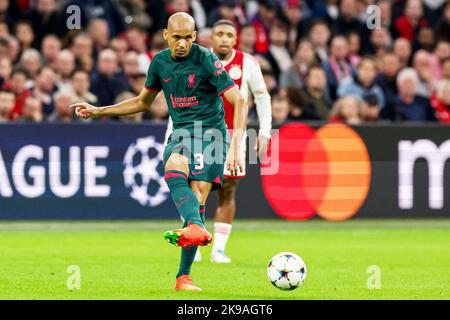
[11,67,29,78]
[308,19,330,33]
[213,19,236,30]
[306,64,325,78]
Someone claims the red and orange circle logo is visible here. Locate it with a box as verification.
[261,123,371,221]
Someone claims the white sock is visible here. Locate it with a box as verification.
[213,222,232,253]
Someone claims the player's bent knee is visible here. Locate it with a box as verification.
[190,180,212,204]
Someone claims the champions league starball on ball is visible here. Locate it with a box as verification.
[267,252,307,291]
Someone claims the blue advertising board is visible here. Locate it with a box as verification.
[0,123,177,219]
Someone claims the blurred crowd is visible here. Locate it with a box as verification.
[0,0,449,126]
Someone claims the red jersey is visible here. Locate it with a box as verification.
[222,50,244,129]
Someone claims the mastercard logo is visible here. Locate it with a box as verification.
[261,123,371,221]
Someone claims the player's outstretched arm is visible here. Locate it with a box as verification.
[223,85,248,176]
[70,88,158,120]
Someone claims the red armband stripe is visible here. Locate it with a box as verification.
[144,85,159,93]
[218,84,236,96]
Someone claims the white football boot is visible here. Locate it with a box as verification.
[211,250,231,263]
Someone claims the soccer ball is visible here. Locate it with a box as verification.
[267,252,307,290]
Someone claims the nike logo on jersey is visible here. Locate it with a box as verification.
[163,78,172,83]
[191,171,205,176]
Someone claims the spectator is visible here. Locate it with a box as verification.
[197,28,213,48]
[378,0,394,30]
[280,39,317,89]
[90,49,129,106]
[128,72,147,96]
[207,0,239,30]
[271,94,290,125]
[71,33,94,73]
[55,50,76,90]
[413,26,436,52]
[310,0,339,25]
[322,35,355,100]
[152,0,206,32]
[149,29,168,58]
[338,56,385,109]
[66,0,125,38]
[442,58,450,80]
[329,95,364,124]
[0,22,9,38]
[261,68,277,95]
[369,28,393,57]
[0,89,15,122]
[47,90,76,123]
[394,0,428,42]
[377,52,401,117]
[362,94,381,123]
[238,24,256,54]
[24,0,65,46]
[19,96,43,122]
[308,19,331,63]
[72,69,97,105]
[281,0,309,54]
[0,56,12,88]
[19,49,42,80]
[301,65,332,120]
[110,37,128,69]
[41,34,61,69]
[393,37,412,68]
[265,21,292,82]
[3,68,32,119]
[115,0,152,31]
[430,79,450,123]
[126,25,151,73]
[347,31,361,66]
[8,36,20,63]
[251,0,278,54]
[88,19,110,55]
[431,41,450,80]
[0,0,18,32]
[33,66,56,116]
[436,0,450,41]
[334,0,363,36]
[412,50,434,98]
[286,86,320,120]
[15,20,35,50]
[389,68,436,121]
[123,51,141,79]
[0,37,8,59]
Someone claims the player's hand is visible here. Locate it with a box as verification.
[254,135,269,161]
[69,102,100,120]
[226,147,243,176]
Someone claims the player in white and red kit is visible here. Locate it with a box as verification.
[165,19,272,263]
[209,19,272,263]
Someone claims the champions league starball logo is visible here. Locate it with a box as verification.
[123,136,169,207]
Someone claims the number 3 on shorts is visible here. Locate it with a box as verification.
[194,153,204,170]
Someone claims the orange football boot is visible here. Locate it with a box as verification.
[175,275,202,291]
[164,223,212,248]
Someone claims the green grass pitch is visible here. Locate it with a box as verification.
[0,219,449,300]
